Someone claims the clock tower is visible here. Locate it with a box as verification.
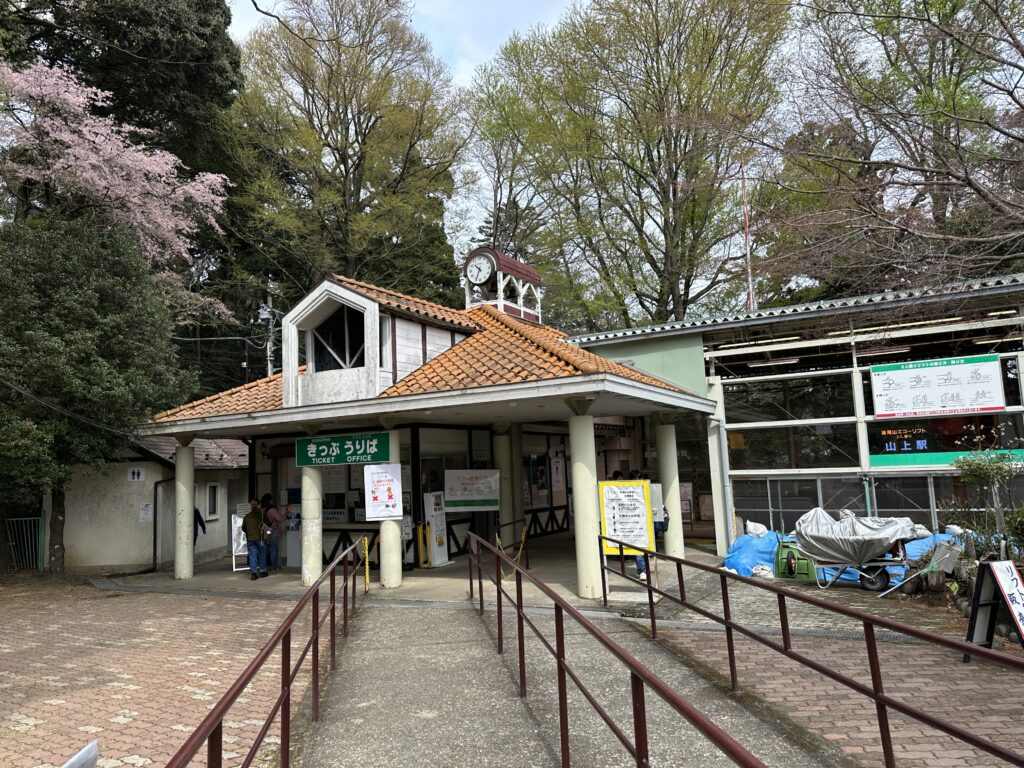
[463,246,543,323]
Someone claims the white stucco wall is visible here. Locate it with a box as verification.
[45,461,246,575]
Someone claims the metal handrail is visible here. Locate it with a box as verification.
[493,516,530,569]
[466,532,765,768]
[167,539,367,768]
[598,534,1024,768]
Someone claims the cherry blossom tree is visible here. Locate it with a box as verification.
[0,60,227,264]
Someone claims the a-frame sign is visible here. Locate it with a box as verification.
[963,560,1024,662]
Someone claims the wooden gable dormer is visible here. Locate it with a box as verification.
[282,276,477,407]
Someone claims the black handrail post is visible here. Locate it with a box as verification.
[720,573,738,692]
[476,539,485,615]
[330,568,337,670]
[599,536,609,607]
[281,628,291,768]
[675,561,685,605]
[312,589,320,723]
[208,720,223,768]
[342,555,349,638]
[864,621,896,768]
[630,672,649,768]
[644,552,657,639]
[554,603,571,768]
[618,543,625,576]
[777,594,791,651]
[467,538,475,600]
[496,550,504,655]
[516,569,527,697]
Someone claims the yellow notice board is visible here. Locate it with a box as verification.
[599,481,654,556]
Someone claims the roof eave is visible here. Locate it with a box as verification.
[138,374,715,437]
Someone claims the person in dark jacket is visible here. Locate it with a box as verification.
[243,498,267,580]
[193,507,207,547]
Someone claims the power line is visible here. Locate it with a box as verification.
[0,374,136,438]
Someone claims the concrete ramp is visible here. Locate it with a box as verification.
[299,600,837,767]
[297,603,557,767]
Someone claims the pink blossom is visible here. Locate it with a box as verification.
[0,61,227,263]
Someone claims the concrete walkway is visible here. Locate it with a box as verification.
[297,600,837,768]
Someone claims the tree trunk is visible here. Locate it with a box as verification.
[48,488,66,576]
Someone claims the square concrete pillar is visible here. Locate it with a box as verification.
[301,465,323,587]
[379,429,403,589]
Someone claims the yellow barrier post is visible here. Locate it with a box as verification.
[363,535,369,594]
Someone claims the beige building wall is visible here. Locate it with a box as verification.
[44,461,245,575]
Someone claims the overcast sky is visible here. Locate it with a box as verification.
[227,0,572,85]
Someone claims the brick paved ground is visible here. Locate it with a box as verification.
[0,575,322,768]
[623,563,1024,768]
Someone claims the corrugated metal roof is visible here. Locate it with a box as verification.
[571,273,1024,345]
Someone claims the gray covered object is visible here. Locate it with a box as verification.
[794,508,930,564]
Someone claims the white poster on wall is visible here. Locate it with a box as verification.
[599,481,654,555]
[424,492,450,566]
[139,502,153,523]
[444,470,500,513]
[364,463,403,520]
[551,457,565,492]
[870,354,1006,419]
[128,467,145,482]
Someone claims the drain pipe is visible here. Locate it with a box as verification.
[152,477,174,572]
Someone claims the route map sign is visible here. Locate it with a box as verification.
[870,355,1005,419]
[599,481,654,556]
[296,432,390,466]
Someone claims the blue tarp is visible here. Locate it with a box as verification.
[723,531,956,585]
[723,533,783,576]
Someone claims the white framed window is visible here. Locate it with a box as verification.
[206,483,221,521]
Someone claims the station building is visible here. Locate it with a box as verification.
[34,258,1024,587]
[574,273,1024,550]
[138,249,714,596]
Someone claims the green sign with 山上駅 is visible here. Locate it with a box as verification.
[296,432,390,466]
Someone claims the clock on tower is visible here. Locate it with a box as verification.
[462,247,543,323]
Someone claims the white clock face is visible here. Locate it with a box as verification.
[466,254,494,285]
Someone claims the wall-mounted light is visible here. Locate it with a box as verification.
[747,357,800,368]
[856,346,911,358]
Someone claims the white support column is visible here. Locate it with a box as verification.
[174,440,195,580]
[706,377,732,557]
[569,413,601,599]
[379,429,403,589]
[494,426,515,539]
[301,465,323,587]
[656,423,685,559]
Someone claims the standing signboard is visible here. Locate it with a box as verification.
[231,510,248,572]
[870,355,1005,419]
[364,463,403,521]
[424,491,451,567]
[963,560,1024,661]
[599,480,654,556]
[443,470,500,513]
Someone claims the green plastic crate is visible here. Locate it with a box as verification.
[774,541,816,582]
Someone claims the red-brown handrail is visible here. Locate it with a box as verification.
[598,534,1024,768]
[466,532,765,768]
[166,540,366,768]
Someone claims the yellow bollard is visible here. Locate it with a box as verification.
[363,535,369,594]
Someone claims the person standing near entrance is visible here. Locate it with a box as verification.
[192,506,206,547]
[243,498,267,580]
[261,493,285,571]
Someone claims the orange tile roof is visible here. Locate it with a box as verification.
[380,305,681,397]
[330,274,476,331]
[152,283,685,424]
[152,372,284,422]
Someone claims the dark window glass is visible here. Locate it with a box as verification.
[314,304,365,371]
[1003,357,1021,406]
[732,480,769,514]
[820,478,867,512]
[724,375,854,422]
[771,479,820,532]
[872,476,933,528]
[728,424,859,469]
